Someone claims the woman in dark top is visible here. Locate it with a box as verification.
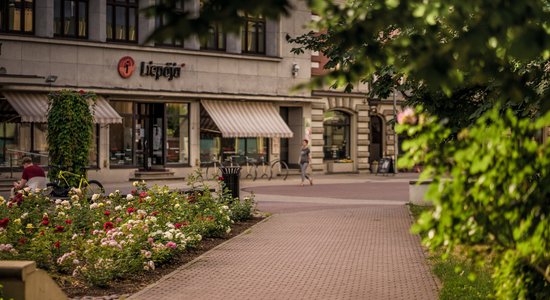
[300,139,313,186]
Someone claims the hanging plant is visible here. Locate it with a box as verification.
[47,90,95,187]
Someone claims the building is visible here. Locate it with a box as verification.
[0,0,319,183]
[0,0,410,184]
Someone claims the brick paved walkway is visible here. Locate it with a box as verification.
[129,179,439,300]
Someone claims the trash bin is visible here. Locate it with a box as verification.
[219,166,241,199]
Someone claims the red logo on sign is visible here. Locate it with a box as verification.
[118,56,135,78]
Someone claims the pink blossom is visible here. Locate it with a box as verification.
[166,241,177,249]
[397,107,417,125]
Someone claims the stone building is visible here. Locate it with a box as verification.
[0,0,408,184]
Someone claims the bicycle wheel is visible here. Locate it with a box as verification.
[84,180,105,200]
[46,182,68,198]
[241,161,257,180]
[270,160,289,181]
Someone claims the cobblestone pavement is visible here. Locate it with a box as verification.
[129,177,439,300]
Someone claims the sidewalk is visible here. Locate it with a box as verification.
[128,173,439,300]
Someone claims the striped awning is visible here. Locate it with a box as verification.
[201,100,294,138]
[2,92,122,124]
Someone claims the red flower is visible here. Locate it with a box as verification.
[139,191,148,198]
[174,223,182,229]
[188,195,195,203]
[151,211,159,216]
[218,176,224,181]
[78,89,85,95]
[54,226,65,233]
[104,211,111,216]
[19,238,27,245]
[0,218,9,228]
[53,241,60,249]
[41,219,50,226]
[206,216,214,221]
[131,190,137,195]
[103,222,114,231]
[39,230,45,236]
[127,207,135,214]
[65,219,72,224]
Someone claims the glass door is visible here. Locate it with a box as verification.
[136,103,165,170]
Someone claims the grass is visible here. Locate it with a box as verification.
[407,203,494,300]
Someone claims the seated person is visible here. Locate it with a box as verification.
[12,157,46,193]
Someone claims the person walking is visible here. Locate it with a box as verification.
[300,139,313,186]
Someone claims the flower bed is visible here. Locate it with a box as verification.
[0,177,254,288]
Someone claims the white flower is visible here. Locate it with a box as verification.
[73,259,80,265]
[73,188,82,194]
[109,193,114,197]
[55,199,62,205]
[226,227,231,234]
[23,187,31,192]
[61,200,71,207]
[174,203,180,209]
[71,195,79,201]
[115,205,122,211]
[20,213,28,219]
[89,203,99,209]
[91,194,100,201]
[132,181,139,187]
[145,196,151,201]
[163,232,173,240]
[115,190,120,194]
[222,205,229,210]
[126,194,134,200]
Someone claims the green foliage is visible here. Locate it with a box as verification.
[229,196,256,222]
[398,106,550,298]
[0,172,252,287]
[47,90,95,187]
[432,256,493,300]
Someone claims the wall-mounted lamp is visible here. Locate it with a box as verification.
[291,63,300,77]
[45,75,58,83]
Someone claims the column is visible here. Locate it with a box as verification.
[35,0,54,38]
[89,0,107,42]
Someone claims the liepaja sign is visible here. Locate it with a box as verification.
[117,57,185,81]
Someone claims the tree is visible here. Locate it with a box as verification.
[146,0,550,297]
[286,1,549,134]
[47,90,95,187]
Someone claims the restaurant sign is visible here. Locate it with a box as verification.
[117,57,185,81]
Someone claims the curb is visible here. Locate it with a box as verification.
[128,215,273,300]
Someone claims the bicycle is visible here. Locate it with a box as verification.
[239,156,258,180]
[254,157,270,180]
[269,159,289,181]
[203,157,224,179]
[46,170,104,199]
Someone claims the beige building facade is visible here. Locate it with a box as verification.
[0,0,409,183]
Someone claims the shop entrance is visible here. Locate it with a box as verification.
[136,103,165,170]
[369,115,384,164]
[279,107,302,168]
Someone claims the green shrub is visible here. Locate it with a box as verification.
[229,196,256,222]
[398,106,550,298]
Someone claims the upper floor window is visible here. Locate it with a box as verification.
[242,14,265,54]
[54,0,88,38]
[106,0,137,43]
[155,0,184,47]
[201,23,225,51]
[0,0,34,34]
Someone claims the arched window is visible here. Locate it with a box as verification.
[323,110,351,160]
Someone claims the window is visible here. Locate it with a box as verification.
[323,110,351,160]
[242,14,265,54]
[106,0,137,43]
[201,23,225,51]
[54,0,88,38]
[166,103,189,164]
[109,101,134,166]
[155,0,184,47]
[0,0,34,33]
[199,105,268,164]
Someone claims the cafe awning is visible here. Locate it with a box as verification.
[201,100,294,138]
[2,92,122,124]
